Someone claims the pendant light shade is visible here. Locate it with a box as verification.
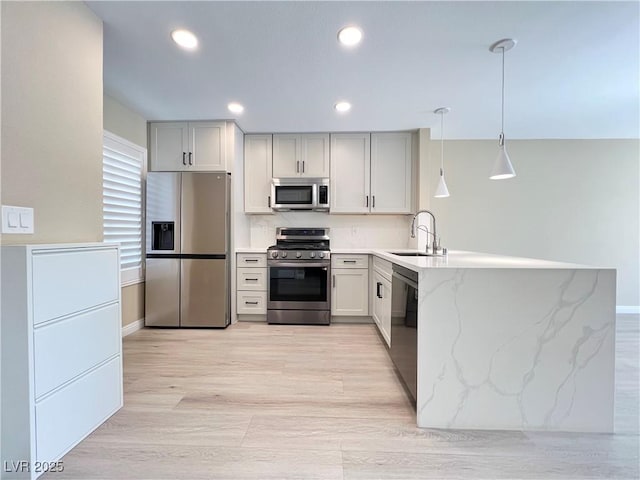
[434,107,451,198]
[434,171,450,197]
[490,142,516,180]
[489,38,517,180]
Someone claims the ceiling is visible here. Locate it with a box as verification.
[87,1,639,139]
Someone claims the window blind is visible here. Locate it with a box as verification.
[102,132,146,281]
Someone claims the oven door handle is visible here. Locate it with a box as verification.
[269,262,330,268]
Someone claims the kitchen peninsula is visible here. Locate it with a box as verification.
[239,245,616,433]
[375,249,616,433]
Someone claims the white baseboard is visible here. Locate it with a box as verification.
[617,306,640,314]
[122,318,144,337]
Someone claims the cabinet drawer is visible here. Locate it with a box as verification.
[237,253,267,267]
[236,268,267,290]
[35,356,122,463]
[331,254,368,269]
[237,291,267,314]
[373,256,393,280]
[34,303,120,398]
[32,248,119,325]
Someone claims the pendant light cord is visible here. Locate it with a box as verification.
[440,111,444,174]
[500,46,505,142]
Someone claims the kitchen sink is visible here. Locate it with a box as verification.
[388,251,434,257]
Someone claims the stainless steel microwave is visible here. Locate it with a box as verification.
[271,178,330,211]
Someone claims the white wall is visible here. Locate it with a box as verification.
[104,94,147,148]
[1,1,103,245]
[424,136,639,307]
[247,213,412,249]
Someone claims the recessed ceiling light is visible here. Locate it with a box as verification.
[334,101,352,113]
[171,29,198,50]
[337,26,363,47]
[227,102,244,114]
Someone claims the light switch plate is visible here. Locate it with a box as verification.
[2,205,34,234]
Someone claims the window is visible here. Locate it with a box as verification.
[102,131,146,285]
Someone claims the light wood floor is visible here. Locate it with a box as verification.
[47,315,639,479]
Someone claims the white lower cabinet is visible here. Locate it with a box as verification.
[372,258,392,346]
[236,253,267,316]
[1,243,123,480]
[331,255,369,316]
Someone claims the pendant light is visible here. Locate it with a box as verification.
[433,107,450,198]
[489,38,517,180]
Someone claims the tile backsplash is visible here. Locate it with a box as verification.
[249,212,414,249]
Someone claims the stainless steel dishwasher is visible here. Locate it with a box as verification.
[390,264,418,403]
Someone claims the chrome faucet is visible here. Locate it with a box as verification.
[410,209,445,255]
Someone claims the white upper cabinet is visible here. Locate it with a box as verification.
[150,121,227,171]
[272,134,329,178]
[331,132,413,214]
[370,132,413,214]
[330,133,371,214]
[244,134,273,214]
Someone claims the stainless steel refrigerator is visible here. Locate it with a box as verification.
[145,172,230,328]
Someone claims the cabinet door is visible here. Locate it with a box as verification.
[272,134,300,177]
[331,268,369,316]
[380,276,392,346]
[330,133,371,213]
[370,132,413,214]
[372,270,391,346]
[149,122,189,171]
[244,135,273,213]
[300,134,330,177]
[189,121,226,171]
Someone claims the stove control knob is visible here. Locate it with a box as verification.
[319,252,325,259]
[296,252,302,258]
[281,252,288,258]
[271,251,278,259]
[310,252,316,258]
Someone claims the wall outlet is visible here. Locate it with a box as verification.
[2,205,34,234]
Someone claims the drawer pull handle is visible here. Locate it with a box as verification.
[246,278,259,281]
[245,259,259,262]
[245,301,259,305]
[343,260,357,264]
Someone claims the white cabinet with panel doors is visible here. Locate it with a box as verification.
[273,134,330,178]
[150,121,227,171]
[244,134,273,213]
[331,255,369,316]
[371,257,393,346]
[330,132,413,214]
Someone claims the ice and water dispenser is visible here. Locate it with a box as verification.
[152,222,174,250]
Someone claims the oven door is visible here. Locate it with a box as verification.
[267,262,330,310]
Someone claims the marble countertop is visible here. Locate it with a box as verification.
[367,249,608,272]
[236,247,609,271]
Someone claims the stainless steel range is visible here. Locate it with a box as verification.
[267,227,331,325]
